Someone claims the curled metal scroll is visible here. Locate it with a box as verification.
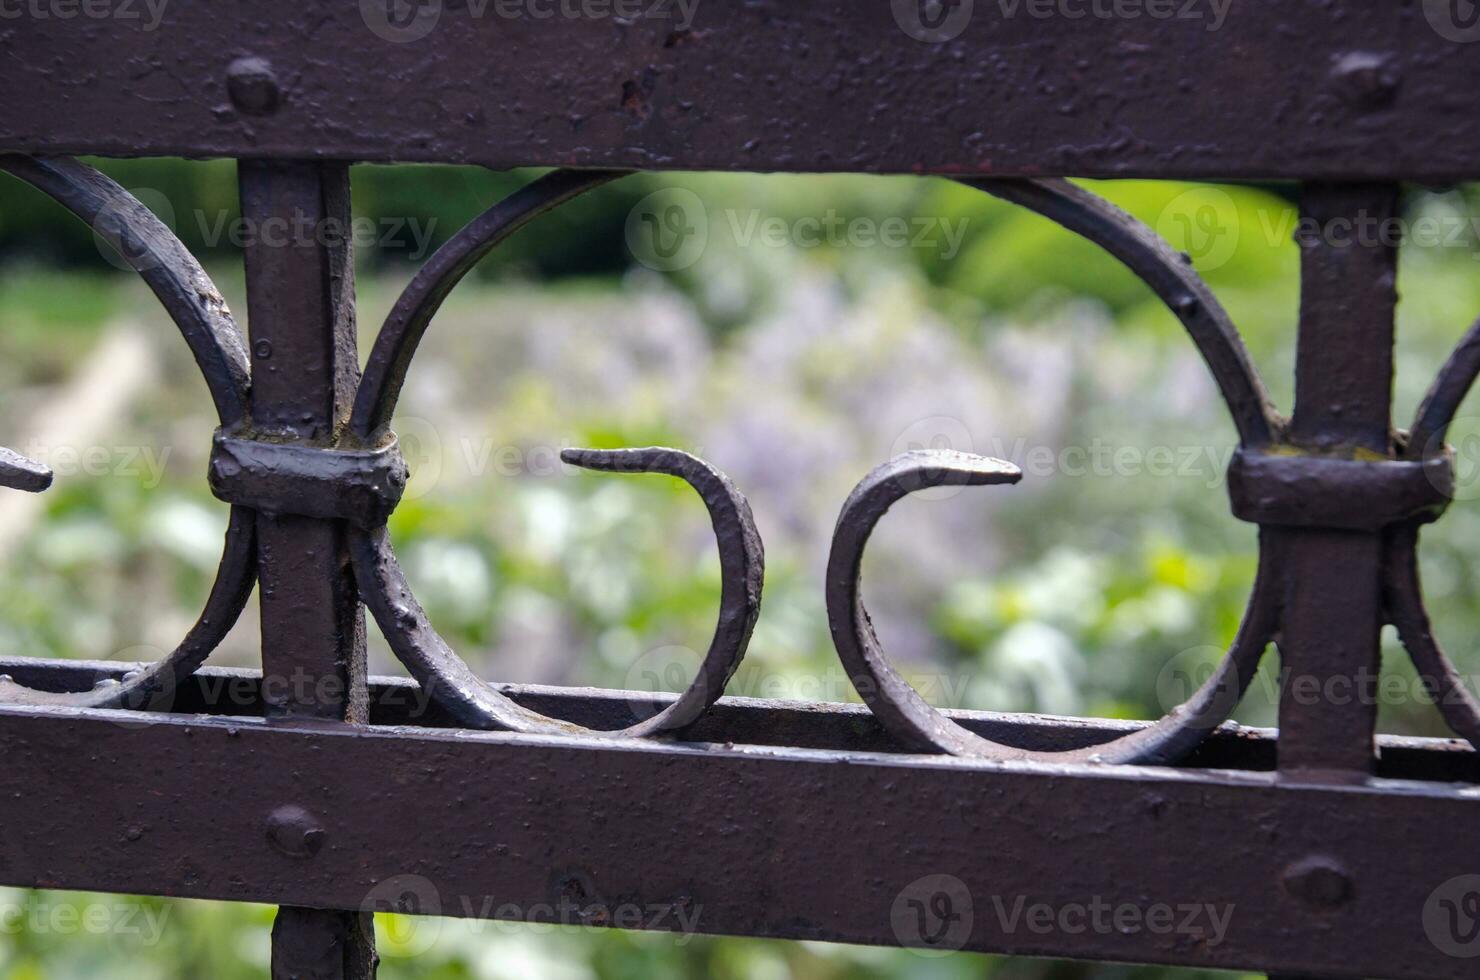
[352,447,763,736]
[346,168,762,736]
[1385,313,1480,749]
[1407,313,1480,460]
[827,450,1282,764]
[0,155,256,711]
[823,179,1287,763]
[350,168,626,441]
[958,178,1280,448]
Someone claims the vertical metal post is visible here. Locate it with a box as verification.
[238,160,377,979]
[1276,183,1400,777]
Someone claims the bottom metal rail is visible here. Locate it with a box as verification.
[0,658,1474,979]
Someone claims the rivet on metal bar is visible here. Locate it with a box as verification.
[208,429,408,528]
[1226,447,1453,532]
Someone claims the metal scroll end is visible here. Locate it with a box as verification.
[885,449,1023,490]
[0,446,53,493]
[560,446,676,475]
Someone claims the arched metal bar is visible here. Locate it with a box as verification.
[350,447,763,736]
[0,155,257,711]
[1383,313,1480,748]
[350,168,626,442]
[1407,314,1480,460]
[352,170,1283,745]
[0,155,251,427]
[1385,525,1480,749]
[827,451,1282,763]
[957,178,1281,449]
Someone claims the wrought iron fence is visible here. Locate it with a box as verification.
[4,3,1480,978]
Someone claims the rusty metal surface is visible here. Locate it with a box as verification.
[4,4,1480,968]
[353,446,764,737]
[962,176,1279,447]
[236,160,378,972]
[350,168,623,439]
[208,430,409,529]
[0,698,1476,980]
[0,446,52,493]
[0,156,258,714]
[5,3,1480,181]
[827,450,1284,765]
[1271,185,1399,777]
[1227,450,1453,532]
[4,655,1476,780]
[4,154,1480,976]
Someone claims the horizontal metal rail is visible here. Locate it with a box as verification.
[0,660,1474,979]
[3,1,1480,181]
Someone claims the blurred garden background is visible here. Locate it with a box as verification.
[3,160,1480,978]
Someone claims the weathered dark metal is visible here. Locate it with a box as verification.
[350,168,624,440]
[0,155,251,425]
[1272,184,1400,778]
[353,446,764,736]
[208,430,409,529]
[236,159,376,976]
[5,6,1480,978]
[5,657,1476,781]
[0,446,52,493]
[0,695,1477,980]
[0,156,257,714]
[6,3,1480,182]
[1227,449,1453,531]
[827,450,1284,764]
[961,177,1280,448]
